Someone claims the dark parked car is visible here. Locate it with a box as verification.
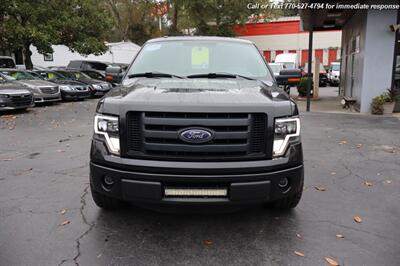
[53,70,112,97]
[0,69,61,103]
[0,73,34,111]
[90,37,303,211]
[0,56,16,69]
[302,62,328,87]
[35,70,91,100]
[67,60,109,74]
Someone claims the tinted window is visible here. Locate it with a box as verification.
[86,62,108,71]
[127,40,272,79]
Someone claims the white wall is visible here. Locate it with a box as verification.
[360,9,397,113]
[30,41,140,67]
[341,7,397,113]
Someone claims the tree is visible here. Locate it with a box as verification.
[179,0,276,36]
[0,0,112,69]
[105,0,160,45]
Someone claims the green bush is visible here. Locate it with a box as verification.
[371,96,385,115]
[297,77,313,97]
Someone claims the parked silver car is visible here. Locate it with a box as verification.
[0,69,61,103]
[0,73,34,111]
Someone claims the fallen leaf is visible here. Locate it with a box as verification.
[354,216,362,223]
[314,186,326,191]
[204,240,213,245]
[330,172,336,176]
[60,220,70,226]
[364,181,373,187]
[97,253,102,259]
[339,140,347,145]
[385,180,392,184]
[325,257,340,266]
[60,209,67,215]
[356,144,363,148]
[296,233,302,238]
[294,251,305,257]
[336,234,344,238]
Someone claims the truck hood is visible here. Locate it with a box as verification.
[98,78,296,116]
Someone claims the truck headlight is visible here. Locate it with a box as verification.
[273,117,300,157]
[94,114,120,155]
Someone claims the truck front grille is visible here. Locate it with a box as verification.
[124,112,267,161]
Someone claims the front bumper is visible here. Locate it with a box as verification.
[0,97,34,110]
[34,93,61,103]
[61,90,91,100]
[92,90,110,97]
[90,139,304,206]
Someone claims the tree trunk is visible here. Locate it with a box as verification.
[171,1,179,34]
[23,43,33,70]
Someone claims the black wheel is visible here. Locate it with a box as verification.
[270,189,303,209]
[268,178,304,210]
[90,185,127,210]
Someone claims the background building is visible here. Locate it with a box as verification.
[300,1,399,113]
[30,41,140,67]
[234,16,342,67]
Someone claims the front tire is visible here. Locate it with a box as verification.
[270,189,303,209]
[268,177,304,210]
[90,185,127,210]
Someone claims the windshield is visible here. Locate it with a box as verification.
[72,71,91,80]
[38,71,67,80]
[127,40,272,79]
[1,70,39,80]
[331,64,340,71]
[84,71,104,80]
[57,71,91,80]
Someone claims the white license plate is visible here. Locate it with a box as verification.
[164,188,227,197]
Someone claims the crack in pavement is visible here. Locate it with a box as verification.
[57,185,95,266]
[73,185,95,266]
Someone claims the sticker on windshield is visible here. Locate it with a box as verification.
[191,46,209,69]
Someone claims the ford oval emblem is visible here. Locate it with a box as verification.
[179,128,214,144]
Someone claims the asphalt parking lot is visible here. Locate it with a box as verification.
[1,99,400,266]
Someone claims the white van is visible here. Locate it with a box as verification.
[274,53,299,70]
[328,62,340,86]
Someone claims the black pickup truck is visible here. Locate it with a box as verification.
[90,37,303,210]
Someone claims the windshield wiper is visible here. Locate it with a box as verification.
[186,72,255,80]
[127,72,183,79]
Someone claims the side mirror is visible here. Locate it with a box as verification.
[276,69,302,86]
[105,66,123,84]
